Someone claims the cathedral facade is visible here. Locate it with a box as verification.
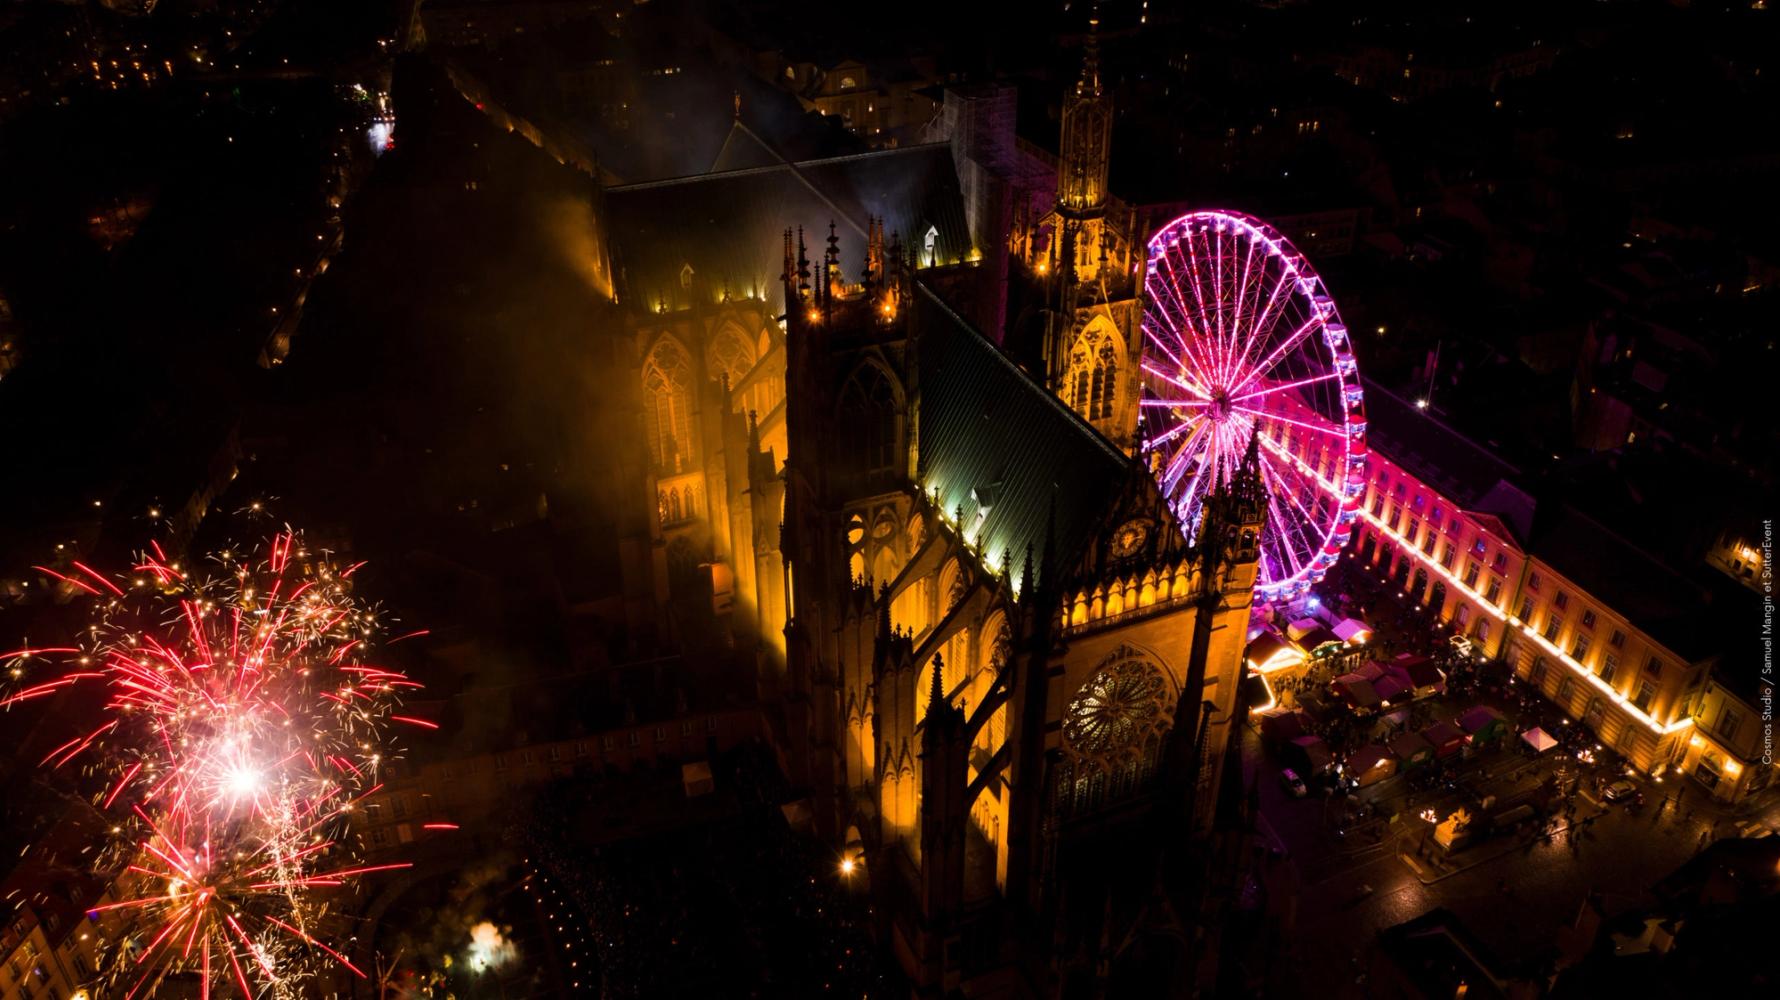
[598,40,1265,994]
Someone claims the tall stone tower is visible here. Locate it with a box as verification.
[1056,6,1112,222]
[1010,2,1147,453]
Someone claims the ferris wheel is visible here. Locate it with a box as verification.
[1139,210,1368,603]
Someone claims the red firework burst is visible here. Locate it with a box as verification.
[3,532,434,998]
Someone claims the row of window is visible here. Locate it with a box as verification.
[1367,467,1680,709]
[1528,655,1660,716]
[657,484,700,526]
[1531,599,1661,681]
[642,328,767,473]
[1066,329,1122,423]
[2,930,84,1000]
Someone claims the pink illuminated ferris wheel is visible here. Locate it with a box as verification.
[1139,210,1368,603]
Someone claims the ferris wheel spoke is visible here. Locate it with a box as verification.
[1163,417,1214,487]
[1142,358,1211,400]
[1228,263,1297,389]
[1229,314,1325,397]
[1268,486,1323,581]
[1229,237,1264,387]
[1142,323,1197,384]
[1262,498,1307,582]
[1143,287,1190,349]
[1181,233,1218,381]
[1230,371,1340,404]
[1166,426,1218,510]
[1162,423,1211,489]
[1214,416,1251,489]
[1218,235,1250,388]
[1231,405,1349,438]
[1142,412,1200,452]
[1257,456,1326,551]
[1151,258,1221,383]
[1255,452,1322,551]
[1162,253,1222,388]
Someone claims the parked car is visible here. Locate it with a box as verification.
[1602,779,1637,803]
[1280,768,1309,798]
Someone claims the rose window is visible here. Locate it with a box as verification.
[1063,658,1169,758]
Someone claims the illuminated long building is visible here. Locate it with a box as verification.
[1343,381,1768,801]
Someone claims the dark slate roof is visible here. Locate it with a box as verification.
[1529,507,1716,662]
[708,120,784,173]
[1377,908,1512,1000]
[1692,573,1765,707]
[911,286,1130,587]
[1363,378,1520,509]
[604,143,972,315]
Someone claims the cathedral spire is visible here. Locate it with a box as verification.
[1057,0,1112,216]
[795,226,810,301]
[865,216,885,286]
[927,652,946,719]
[877,581,893,639]
[825,220,842,303]
[1079,0,1102,98]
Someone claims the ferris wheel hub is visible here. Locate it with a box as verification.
[1208,389,1234,422]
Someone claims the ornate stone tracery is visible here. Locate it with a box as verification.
[1063,655,1168,757]
[1057,647,1174,817]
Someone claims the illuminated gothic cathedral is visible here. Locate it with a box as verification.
[597,26,1264,995]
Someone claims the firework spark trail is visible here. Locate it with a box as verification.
[2,531,435,996]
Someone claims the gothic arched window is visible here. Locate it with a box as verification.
[707,326,755,393]
[1065,319,1122,424]
[643,339,692,472]
[838,364,900,477]
[1092,339,1118,420]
